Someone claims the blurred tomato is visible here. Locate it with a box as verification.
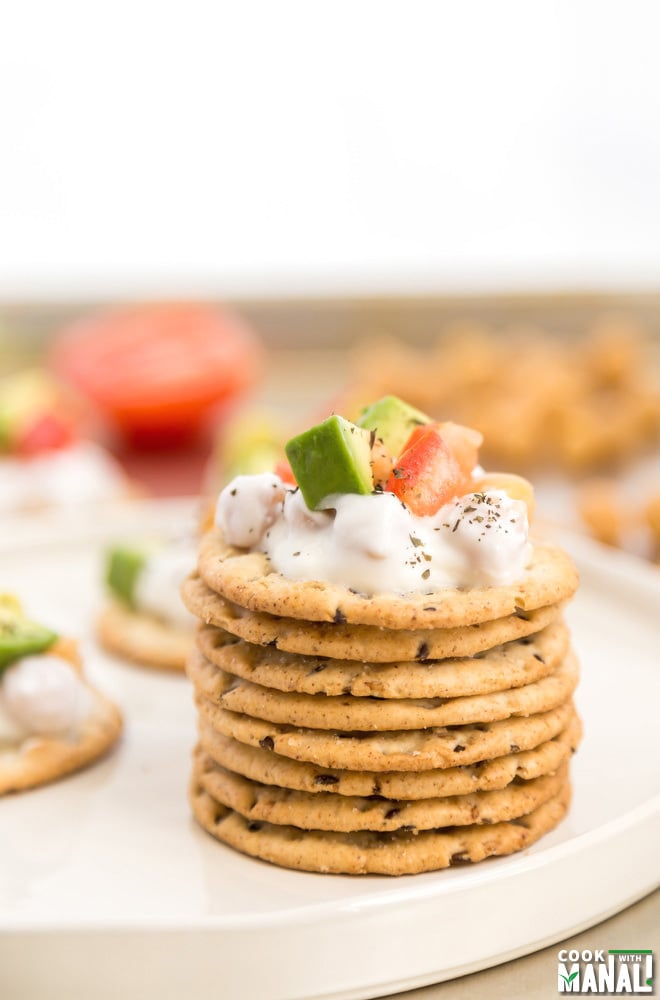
[50,303,263,447]
[16,412,77,456]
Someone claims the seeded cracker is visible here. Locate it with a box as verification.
[182,575,564,663]
[190,777,572,875]
[187,647,579,731]
[197,712,582,800]
[98,600,193,672]
[195,695,575,772]
[197,530,578,629]
[194,618,570,698]
[194,751,570,832]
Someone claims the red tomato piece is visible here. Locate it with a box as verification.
[386,426,468,515]
[401,422,483,478]
[275,458,297,486]
[16,413,77,456]
[436,421,483,475]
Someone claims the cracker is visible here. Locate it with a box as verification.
[196,694,575,771]
[97,600,193,672]
[188,648,579,731]
[182,575,562,663]
[198,712,582,799]
[198,530,579,629]
[0,688,123,794]
[189,776,571,874]
[194,750,568,832]
[195,619,569,699]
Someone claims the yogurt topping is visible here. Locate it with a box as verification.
[134,542,197,629]
[216,476,532,594]
[217,473,287,547]
[0,654,92,744]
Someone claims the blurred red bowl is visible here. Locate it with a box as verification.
[50,302,263,448]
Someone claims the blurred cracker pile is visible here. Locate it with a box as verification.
[348,316,660,473]
[578,480,660,565]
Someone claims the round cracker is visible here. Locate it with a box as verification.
[198,530,578,629]
[195,619,570,699]
[188,648,579,732]
[0,688,122,794]
[189,777,572,874]
[194,751,569,832]
[182,575,562,663]
[97,600,193,672]
[196,695,575,772]
[198,712,582,800]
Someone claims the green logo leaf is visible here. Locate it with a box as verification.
[560,971,579,985]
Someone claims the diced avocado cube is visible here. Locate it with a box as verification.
[358,396,431,457]
[0,597,57,671]
[285,415,373,510]
[106,545,150,608]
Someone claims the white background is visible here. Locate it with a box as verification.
[2,1,660,298]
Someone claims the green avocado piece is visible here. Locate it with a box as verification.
[285,415,373,510]
[0,599,58,671]
[106,545,150,608]
[357,396,431,457]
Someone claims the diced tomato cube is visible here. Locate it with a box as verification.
[275,458,297,486]
[436,421,483,475]
[401,422,482,478]
[385,426,469,515]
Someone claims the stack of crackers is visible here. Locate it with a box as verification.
[182,532,581,875]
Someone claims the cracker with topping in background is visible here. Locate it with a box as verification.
[0,596,122,794]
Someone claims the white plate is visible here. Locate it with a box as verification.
[1,503,659,1000]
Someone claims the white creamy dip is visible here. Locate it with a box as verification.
[0,442,127,513]
[216,476,532,594]
[0,654,92,743]
[217,473,286,547]
[134,543,197,629]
